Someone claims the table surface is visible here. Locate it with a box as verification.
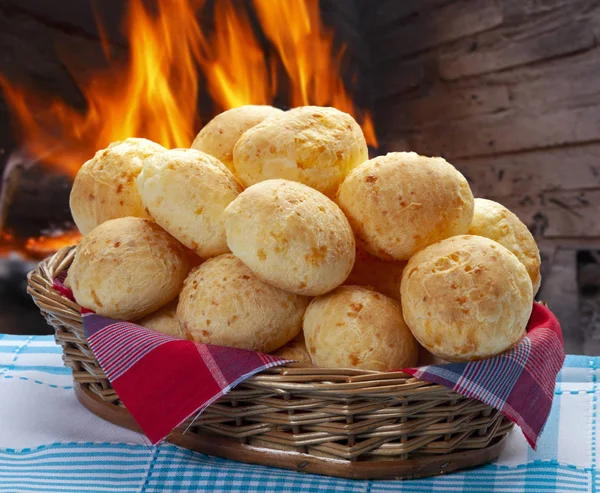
[0,334,597,493]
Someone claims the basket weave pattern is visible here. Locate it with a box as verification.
[27,247,513,472]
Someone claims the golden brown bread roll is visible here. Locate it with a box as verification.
[177,254,309,352]
[401,235,533,362]
[303,286,418,371]
[233,106,368,197]
[137,148,242,258]
[337,152,474,261]
[70,138,166,234]
[344,244,406,301]
[469,198,541,295]
[69,217,190,320]
[271,333,312,363]
[138,299,184,338]
[224,179,355,296]
[191,105,283,172]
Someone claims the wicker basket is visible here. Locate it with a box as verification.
[27,246,513,480]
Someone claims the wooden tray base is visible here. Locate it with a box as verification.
[75,383,509,480]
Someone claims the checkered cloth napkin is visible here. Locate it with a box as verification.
[53,277,564,448]
[404,303,565,448]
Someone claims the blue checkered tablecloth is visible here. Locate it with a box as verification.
[0,334,597,492]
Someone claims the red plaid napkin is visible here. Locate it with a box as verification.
[404,303,564,448]
[53,277,563,448]
[54,277,288,444]
[82,312,286,443]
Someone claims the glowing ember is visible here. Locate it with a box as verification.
[0,229,80,260]
[24,231,82,258]
[0,0,378,257]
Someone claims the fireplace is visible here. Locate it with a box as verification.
[0,0,599,352]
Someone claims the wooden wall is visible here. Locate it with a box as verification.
[363,0,600,353]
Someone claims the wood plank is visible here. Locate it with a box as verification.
[488,190,600,238]
[0,5,121,107]
[321,0,370,64]
[364,0,445,32]
[528,238,600,250]
[392,104,600,159]
[521,208,600,238]
[454,144,600,197]
[493,188,598,210]
[376,48,600,129]
[0,12,79,99]
[532,189,600,210]
[537,247,582,354]
[372,0,503,63]
[0,100,15,159]
[4,164,72,238]
[503,0,591,19]
[1,0,126,43]
[439,20,595,80]
[508,54,600,111]
[374,58,426,100]
[376,85,510,129]
[320,0,361,27]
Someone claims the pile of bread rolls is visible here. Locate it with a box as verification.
[66,105,540,371]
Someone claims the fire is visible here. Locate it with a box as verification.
[1,0,376,177]
[252,0,377,146]
[197,1,271,108]
[0,0,377,258]
[361,112,378,149]
[24,231,83,258]
[254,0,349,109]
[0,229,81,260]
[0,0,202,178]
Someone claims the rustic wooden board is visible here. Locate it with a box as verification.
[364,0,444,32]
[537,247,583,354]
[374,59,426,100]
[507,56,600,111]
[388,104,600,159]
[372,0,503,63]
[439,19,595,80]
[376,85,510,130]
[455,144,600,198]
[484,190,600,239]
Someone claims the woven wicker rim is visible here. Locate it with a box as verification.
[27,246,513,479]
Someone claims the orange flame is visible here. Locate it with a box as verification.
[1,0,376,179]
[0,0,202,177]
[0,0,378,257]
[197,1,271,108]
[361,112,378,149]
[253,0,339,107]
[252,0,377,146]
